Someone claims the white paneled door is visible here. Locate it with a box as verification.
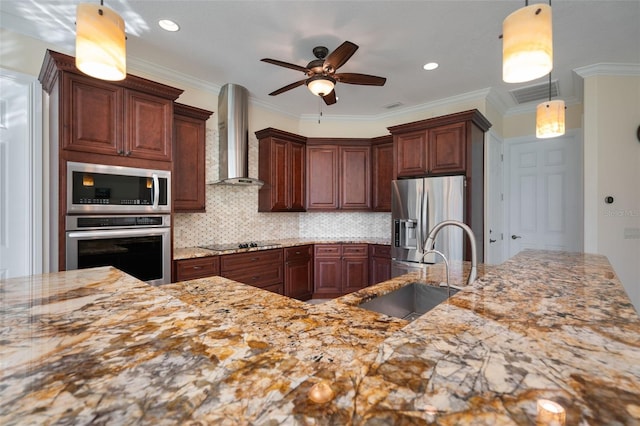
[0,69,41,279]
[506,131,583,258]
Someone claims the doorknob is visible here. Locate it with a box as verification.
[489,238,497,243]
[511,235,522,240]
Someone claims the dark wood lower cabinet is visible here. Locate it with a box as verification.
[173,244,391,298]
[313,243,369,298]
[284,245,313,300]
[369,244,391,285]
[221,249,284,295]
[173,256,219,282]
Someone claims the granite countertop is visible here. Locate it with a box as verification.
[1,250,639,424]
[173,238,390,260]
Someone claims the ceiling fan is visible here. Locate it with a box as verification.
[261,41,386,105]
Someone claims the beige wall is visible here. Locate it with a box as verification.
[583,74,640,311]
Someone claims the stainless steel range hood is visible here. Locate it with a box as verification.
[210,83,263,186]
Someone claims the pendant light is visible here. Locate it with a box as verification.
[536,73,565,138]
[502,1,553,83]
[75,1,126,81]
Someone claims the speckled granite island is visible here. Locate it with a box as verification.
[1,250,639,425]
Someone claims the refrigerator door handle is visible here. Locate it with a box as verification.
[419,186,426,255]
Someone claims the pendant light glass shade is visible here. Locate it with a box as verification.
[502,3,553,83]
[307,76,335,97]
[536,99,565,138]
[76,3,126,81]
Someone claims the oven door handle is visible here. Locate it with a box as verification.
[151,173,160,210]
[67,227,169,240]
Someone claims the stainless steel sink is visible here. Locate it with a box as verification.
[358,283,459,321]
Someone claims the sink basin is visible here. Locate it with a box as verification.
[358,283,459,321]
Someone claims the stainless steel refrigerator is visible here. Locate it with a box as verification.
[391,175,465,277]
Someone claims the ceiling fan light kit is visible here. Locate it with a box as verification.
[307,75,335,97]
[75,1,127,81]
[502,2,553,83]
[261,40,386,106]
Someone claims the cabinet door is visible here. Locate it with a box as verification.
[428,122,466,174]
[286,259,313,300]
[289,142,306,211]
[395,130,428,178]
[372,142,393,211]
[173,113,206,212]
[125,90,173,161]
[63,73,122,155]
[271,138,290,211]
[306,145,339,210]
[370,256,391,285]
[340,146,371,210]
[342,256,369,294]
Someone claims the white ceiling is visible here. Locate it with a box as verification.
[2,0,639,118]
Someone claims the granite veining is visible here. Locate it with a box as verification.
[1,250,639,425]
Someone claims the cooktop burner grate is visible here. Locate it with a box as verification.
[200,242,280,251]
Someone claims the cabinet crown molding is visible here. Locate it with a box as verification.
[388,109,492,134]
[39,50,184,101]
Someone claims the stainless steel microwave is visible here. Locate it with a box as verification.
[67,162,171,214]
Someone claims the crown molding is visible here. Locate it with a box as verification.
[574,63,640,78]
[299,87,493,123]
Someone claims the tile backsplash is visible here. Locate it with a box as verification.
[172,125,391,248]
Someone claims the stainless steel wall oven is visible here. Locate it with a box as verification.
[65,162,172,285]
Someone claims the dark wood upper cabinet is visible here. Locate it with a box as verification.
[256,128,307,212]
[428,121,466,174]
[306,138,371,211]
[63,73,123,155]
[390,109,491,179]
[173,103,213,213]
[371,135,393,212]
[125,90,174,162]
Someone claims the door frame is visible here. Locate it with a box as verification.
[0,67,43,276]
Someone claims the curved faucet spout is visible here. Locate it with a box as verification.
[424,220,477,286]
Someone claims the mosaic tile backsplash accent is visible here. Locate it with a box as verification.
[172,125,391,249]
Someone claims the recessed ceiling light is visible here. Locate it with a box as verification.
[423,62,439,71]
[159,19,180,32]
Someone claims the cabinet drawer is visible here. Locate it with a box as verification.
[369,244,391,258]
[314,244,341,257]
[221,248,283,272]
[342,244,368,257]
[285,245,312,262]
[223,264,284,289]
[174,256,219,281]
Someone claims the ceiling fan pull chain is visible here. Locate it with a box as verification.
[318,97,323,124]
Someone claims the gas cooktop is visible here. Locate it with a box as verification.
[200,242,280,251]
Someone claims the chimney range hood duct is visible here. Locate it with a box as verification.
[211,83,263,186]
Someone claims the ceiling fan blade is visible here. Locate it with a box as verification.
[261,58,309,73]
[268,79,306,96]
[334,73,387,86]
[322,90,337,105]
[323,41,358,72]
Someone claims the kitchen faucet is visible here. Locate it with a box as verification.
[422,248,452,297]
[423,220,478,286]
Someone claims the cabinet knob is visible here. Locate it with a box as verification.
[192,266,202,269]
[117,149,124,155]
[125,151,132,156]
